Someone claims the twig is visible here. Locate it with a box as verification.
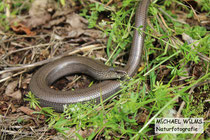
[106,0,113,6]
[0,44,106,83]
[1,42,58,60]
[0,70,26,83]
[94,126,106,140]
[158,8,187,24]
[5,0,11,18]
[64,76,81,91]
[176,101,185,118]
[1,130,33,135]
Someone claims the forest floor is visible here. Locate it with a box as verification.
[0,0,209,139]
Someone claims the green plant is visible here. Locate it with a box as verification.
[24,91,41,109]
[21,0,210,139]
[200,0,210,12]
[59,0,66,6]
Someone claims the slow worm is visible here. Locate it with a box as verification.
[29,0,150,112]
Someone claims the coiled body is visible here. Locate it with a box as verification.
[29,0,150,112]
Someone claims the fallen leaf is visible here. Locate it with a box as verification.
[29,0,56,17]
[182,33,198,45]
[18,106,45,119]
[10,103,17,112]
[66,13,88,29]
[68,28,84,38]
[5,81,18,96]
[11,23,36,36]
[1,72,13,79]
[27,0,56,28]
[7,90,22,100]
[18,106,36,116]
[27,16,51,28]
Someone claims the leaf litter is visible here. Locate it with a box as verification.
[0,0,109,139]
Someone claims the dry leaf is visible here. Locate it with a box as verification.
[8,90,22,100]
[182,33,199,46]
[66,13,88,29]
[5,81,22,100]
[11,23,36,36]
[29,0,56,17]
[18,106,36,116]
[27,0,56,28]
[5,81,18,96]
[68,28,84,38]
[1,72,13,79]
